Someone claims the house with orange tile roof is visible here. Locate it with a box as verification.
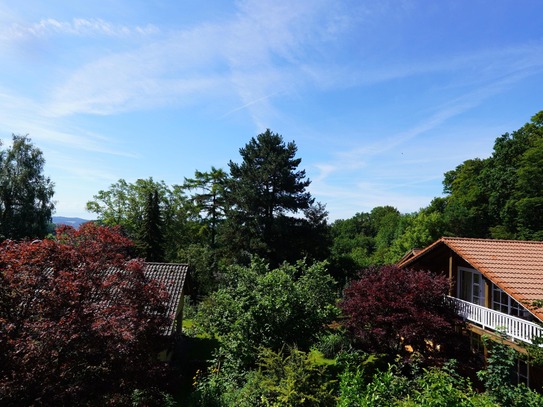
[398,237,543,388]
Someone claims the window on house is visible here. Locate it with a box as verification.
[491,284,530,319]
[458,267,485,305]
[516,358,529,387]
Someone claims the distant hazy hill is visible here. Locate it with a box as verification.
[52,216,93,229]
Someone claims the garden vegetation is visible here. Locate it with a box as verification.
[2,112,543,404]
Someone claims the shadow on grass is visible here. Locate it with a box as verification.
[169,325,220,405]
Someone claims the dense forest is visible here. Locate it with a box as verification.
[1,112,543,405]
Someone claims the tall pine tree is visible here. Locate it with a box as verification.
[137,189,165,262]
[183,166,228,248]
[223,129,328,265]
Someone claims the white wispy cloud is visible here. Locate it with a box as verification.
[307,55,543,220]
[47,153,121,183]
[220,90,284,119]
[41,0,360,121]
[315,58,543,181]
[1,18,159,41]
[0,87,137,157]
[37,0,543,132]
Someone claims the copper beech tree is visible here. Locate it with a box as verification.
[0,224,171,406]
[340,265,461,361]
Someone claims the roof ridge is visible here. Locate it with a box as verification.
[144,262,189,266]
[443,236,543,244]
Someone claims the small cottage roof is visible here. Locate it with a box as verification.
[143,262,189,336]
[103,262,189,336]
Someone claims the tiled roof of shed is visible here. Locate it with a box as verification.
[399,237,543,321]
[42,262,188,336]
[143,262,189,336]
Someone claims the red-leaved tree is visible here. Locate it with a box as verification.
[340,265,460,360]
[0,223,171,406]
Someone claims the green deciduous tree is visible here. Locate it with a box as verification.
[370,206,402,263]
[329,206,410,284]
[442,158,491,238]
[385,208,447,264]
[87,178,166,235]
[0,135,55,240]
[329,212,376,284]
[195,258,337,368]
[86,178,196,261]
[180,167,229,297]
[440,110,543,240]
[485,112,543,236]
[330,213,375,263]
[510,136,543,240]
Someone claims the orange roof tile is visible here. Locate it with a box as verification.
[399,237,543,321]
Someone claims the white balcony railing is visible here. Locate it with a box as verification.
[447,296,543,345]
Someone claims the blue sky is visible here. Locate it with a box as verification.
[1,1,542,221]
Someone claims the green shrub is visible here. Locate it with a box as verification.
[477,335,543,407]
[194,259,337,368]
[193,346,337,407]
[337,359,505,407]
[313,330,351,359]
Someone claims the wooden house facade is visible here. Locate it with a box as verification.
[398,237,543,388]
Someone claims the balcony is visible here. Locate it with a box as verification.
[447,296,543,345]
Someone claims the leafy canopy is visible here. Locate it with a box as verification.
[195,258,337,368]
[0,223,171,406]
[340,265,459,360]
[137,189,165,262]
[0,134,55,240]
[183,166,228,248]
[441,110,543,239]
[86,177,196,261]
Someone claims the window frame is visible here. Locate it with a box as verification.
[457,267,485,306]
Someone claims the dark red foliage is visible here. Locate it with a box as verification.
[340,265,459,359]
[0,224,171,406]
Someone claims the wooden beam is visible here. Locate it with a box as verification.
[448,253,454,296]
